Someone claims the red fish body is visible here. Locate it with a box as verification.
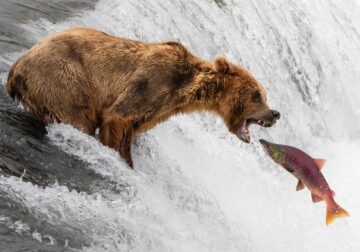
[260,139,349,225]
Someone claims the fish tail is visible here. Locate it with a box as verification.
[326,201,350,225]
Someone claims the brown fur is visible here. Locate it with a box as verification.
[7,27,276,168]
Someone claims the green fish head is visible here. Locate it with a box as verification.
[259,139,285,164]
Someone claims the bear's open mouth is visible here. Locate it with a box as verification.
[238,118,272,143]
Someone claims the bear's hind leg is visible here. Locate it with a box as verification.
[99,117,134,168]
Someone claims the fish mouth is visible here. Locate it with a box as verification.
[237,118,274,143]
[259,139,270,155]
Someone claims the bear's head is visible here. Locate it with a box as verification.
[214,56,280,143]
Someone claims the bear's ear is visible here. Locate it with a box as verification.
[214,55,231,73]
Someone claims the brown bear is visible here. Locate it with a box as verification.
[7,27,280,168]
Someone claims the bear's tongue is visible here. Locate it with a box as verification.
[239,120,251,143]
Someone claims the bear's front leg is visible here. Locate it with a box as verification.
[99,117,134,168]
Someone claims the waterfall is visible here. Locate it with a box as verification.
[0,0,359,251]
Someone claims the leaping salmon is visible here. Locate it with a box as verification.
[259,139,349,225]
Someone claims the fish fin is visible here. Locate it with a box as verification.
[296,180,305,191]
[311,193,323,203]
[314,159,326,170]
[326,202,350,225]
[331,190,335,196]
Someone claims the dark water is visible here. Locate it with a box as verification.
[0,1,103,250]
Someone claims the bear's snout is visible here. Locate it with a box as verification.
[271,110,281,120]
[268,109,281,125]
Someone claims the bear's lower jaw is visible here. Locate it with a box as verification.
[238,120,251,143]
[238,133,251,143]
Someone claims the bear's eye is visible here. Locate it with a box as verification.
[251,91,261,103]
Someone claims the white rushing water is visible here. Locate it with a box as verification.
[2,0,360,251]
